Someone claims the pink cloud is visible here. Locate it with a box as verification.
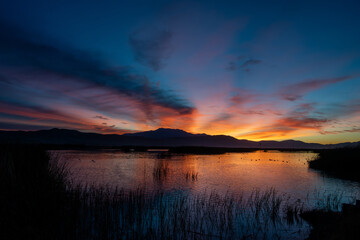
[278,75,353,101]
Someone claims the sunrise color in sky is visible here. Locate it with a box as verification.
[0,0,359,143]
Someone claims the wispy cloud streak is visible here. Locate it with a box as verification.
[278,76,353,101]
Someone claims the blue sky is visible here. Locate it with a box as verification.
[0,0,359,143]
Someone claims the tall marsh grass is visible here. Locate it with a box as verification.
[0,145,76,239]
[1,145,349,239]
[68,187,310,239]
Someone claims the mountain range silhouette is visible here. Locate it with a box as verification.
[0,128,358,149]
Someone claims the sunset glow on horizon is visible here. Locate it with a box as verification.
[0,0,360,144]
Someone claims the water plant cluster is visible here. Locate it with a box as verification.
[152,162,170,181]
[0,145,354,239]
[185,171,198,181]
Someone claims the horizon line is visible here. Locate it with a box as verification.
[0,127,357,145]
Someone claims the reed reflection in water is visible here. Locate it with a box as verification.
[55,150,360,201]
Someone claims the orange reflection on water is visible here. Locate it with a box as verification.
[54,150,359,200]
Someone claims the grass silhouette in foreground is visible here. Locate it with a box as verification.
[1,144,358,239]
[308,147,360,181]
[301,201,360,240]
[0,145,76,239]
[304,146,360,239]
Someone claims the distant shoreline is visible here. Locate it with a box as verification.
[2,143,321,154]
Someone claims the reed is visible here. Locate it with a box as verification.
[1,145,348,239]
[152,162,169,181]
[0,145,75,239]
[185,171,198,181]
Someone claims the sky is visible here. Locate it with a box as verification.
[0,0,359,144]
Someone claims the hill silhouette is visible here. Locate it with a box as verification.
[0,128,359,149]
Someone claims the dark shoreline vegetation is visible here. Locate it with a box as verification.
[1,144,359,239]
[308,147,360,182]
[301,202,360,240]
[302,146,360,239]
[5,143,321,154]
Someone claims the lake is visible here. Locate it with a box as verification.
[55,150,360,203]
[53,150,360,239]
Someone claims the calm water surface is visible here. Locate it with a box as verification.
[54,150,360,239]
[55,150,360,202]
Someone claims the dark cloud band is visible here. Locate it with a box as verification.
[0,21,195,121]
